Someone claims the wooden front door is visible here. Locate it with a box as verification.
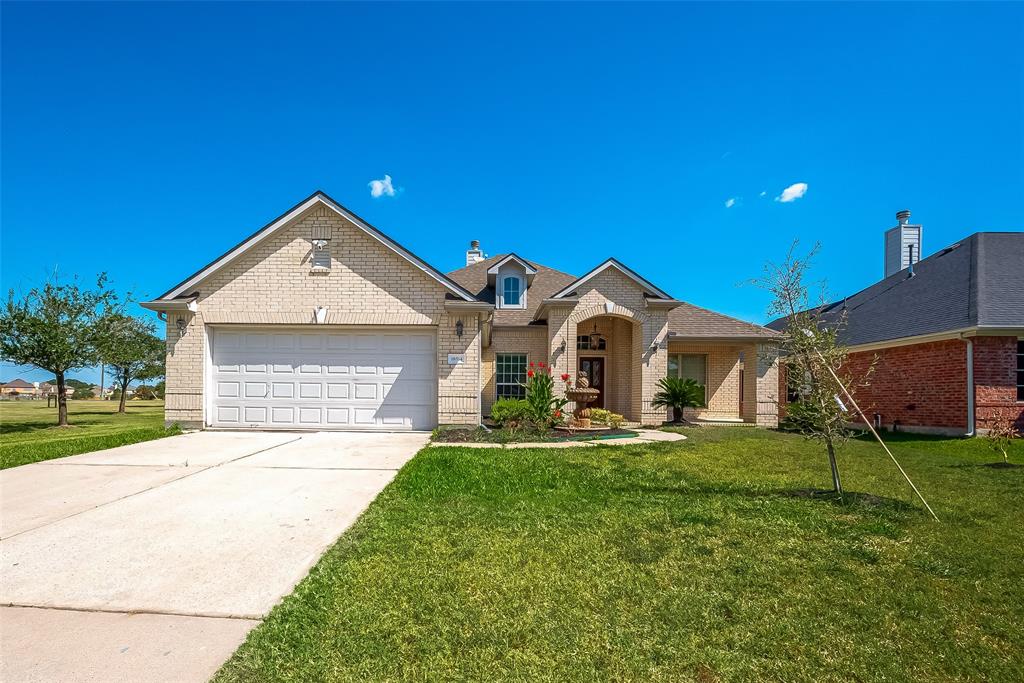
[578,357,605,409]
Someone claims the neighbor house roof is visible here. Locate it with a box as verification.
[448,255,779,339]
[766,232,1024,347]
[144,190,479,308]
[1,378,34,389]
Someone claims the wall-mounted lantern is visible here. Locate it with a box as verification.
[455,319,464,338]
[176,316,188,336]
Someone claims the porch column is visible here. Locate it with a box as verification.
[547,305,575,401]
[755,342,780,428]
[638,311,669,424]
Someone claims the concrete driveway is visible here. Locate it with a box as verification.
[0,430,428,682]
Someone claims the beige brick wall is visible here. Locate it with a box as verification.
[667,341,744,421]
[755,342,780,428]
[481,326,549,415]
[158,204,481,428]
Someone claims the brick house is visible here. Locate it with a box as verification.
[0,378,38,398]
[142,190,780,431]
[770,212,1024,435]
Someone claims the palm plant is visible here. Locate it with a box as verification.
[651,377,704,424]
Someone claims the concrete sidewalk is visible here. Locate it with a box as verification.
[0,430,428,682]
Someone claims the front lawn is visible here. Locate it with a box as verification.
[0,400,178,469]
[216,428,1023,682]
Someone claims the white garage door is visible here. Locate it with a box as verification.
[210,328,436,431]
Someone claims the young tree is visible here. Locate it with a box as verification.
[984,408,1020,466]
[0,275,115,426]
[754,242,870,499]
[96,313,165,413]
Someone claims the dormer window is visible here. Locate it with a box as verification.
[502,276,521,307]
[487,254,535,310]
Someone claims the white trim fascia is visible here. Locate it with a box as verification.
[139,297,198,312]
[160,193,477,302]
[550,258,673,300]
[486,254,537,276]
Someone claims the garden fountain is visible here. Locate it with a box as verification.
[565,370,601,429]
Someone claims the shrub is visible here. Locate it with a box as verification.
[590,408,625,428]
[651,377,704,423]
[490,398,531,427]
[523,362,569,428]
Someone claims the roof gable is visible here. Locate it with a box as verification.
[551,258,673,300]
[155,191,477,302]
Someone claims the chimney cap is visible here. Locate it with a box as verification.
[896,209,911,224]
[470,240,480,250]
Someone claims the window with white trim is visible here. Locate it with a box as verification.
[496,353,527,399]
[502,276,522,307]
[667,353,707,406]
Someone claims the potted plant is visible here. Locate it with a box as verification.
[651,377,704,424]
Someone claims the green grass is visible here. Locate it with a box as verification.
[0,399,179,469]
[216,428,1024,682]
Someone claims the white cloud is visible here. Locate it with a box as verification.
[759,191,767,198]
[724,197,737,208]
[368,174,396,198]
[775,182,808,203]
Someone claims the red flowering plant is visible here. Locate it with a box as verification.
[520,360,569,428]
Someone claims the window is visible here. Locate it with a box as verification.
[667,353,707,406]
[311,239,331,270]
[496,353,527,399]
[1017,340,1024,401]
[502,276,522,307]
[576,335,606,351]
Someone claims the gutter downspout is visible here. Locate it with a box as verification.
[964,337,975,436]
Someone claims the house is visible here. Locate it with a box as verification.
[0,379,38,399]
[769,211,1024,435]
[141,191,780,431]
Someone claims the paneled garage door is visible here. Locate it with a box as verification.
[210,328,436,430]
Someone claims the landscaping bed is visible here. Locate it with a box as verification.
[433,425,638,444]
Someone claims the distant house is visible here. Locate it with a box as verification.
[38,383,55,397]
[770,211,1024,435]
[1,379,39,399]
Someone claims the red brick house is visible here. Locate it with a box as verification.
[770,212,1023,436]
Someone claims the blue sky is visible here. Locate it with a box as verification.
[2,2,1022,383]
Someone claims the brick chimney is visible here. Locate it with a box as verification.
[883,209,922,277]
[466,240,485,266]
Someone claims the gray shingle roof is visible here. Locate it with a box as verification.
[447,255,578,326]
[667,302,779,339]
[448,255,777,338]
[766,232,1024,346]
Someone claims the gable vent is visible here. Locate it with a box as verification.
[311,223,332,270]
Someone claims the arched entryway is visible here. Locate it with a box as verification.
[563,306,646,420]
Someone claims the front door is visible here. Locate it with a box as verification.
[578,357,605,409]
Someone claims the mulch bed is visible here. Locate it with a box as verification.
[434,426,637,444]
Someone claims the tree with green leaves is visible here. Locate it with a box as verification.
[754,242,872,500]
[96,313,165,413]
[1,275,116,426]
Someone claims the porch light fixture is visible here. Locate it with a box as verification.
[455,319,464,338]
[587,322,604,349]
[175,316,187,336]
